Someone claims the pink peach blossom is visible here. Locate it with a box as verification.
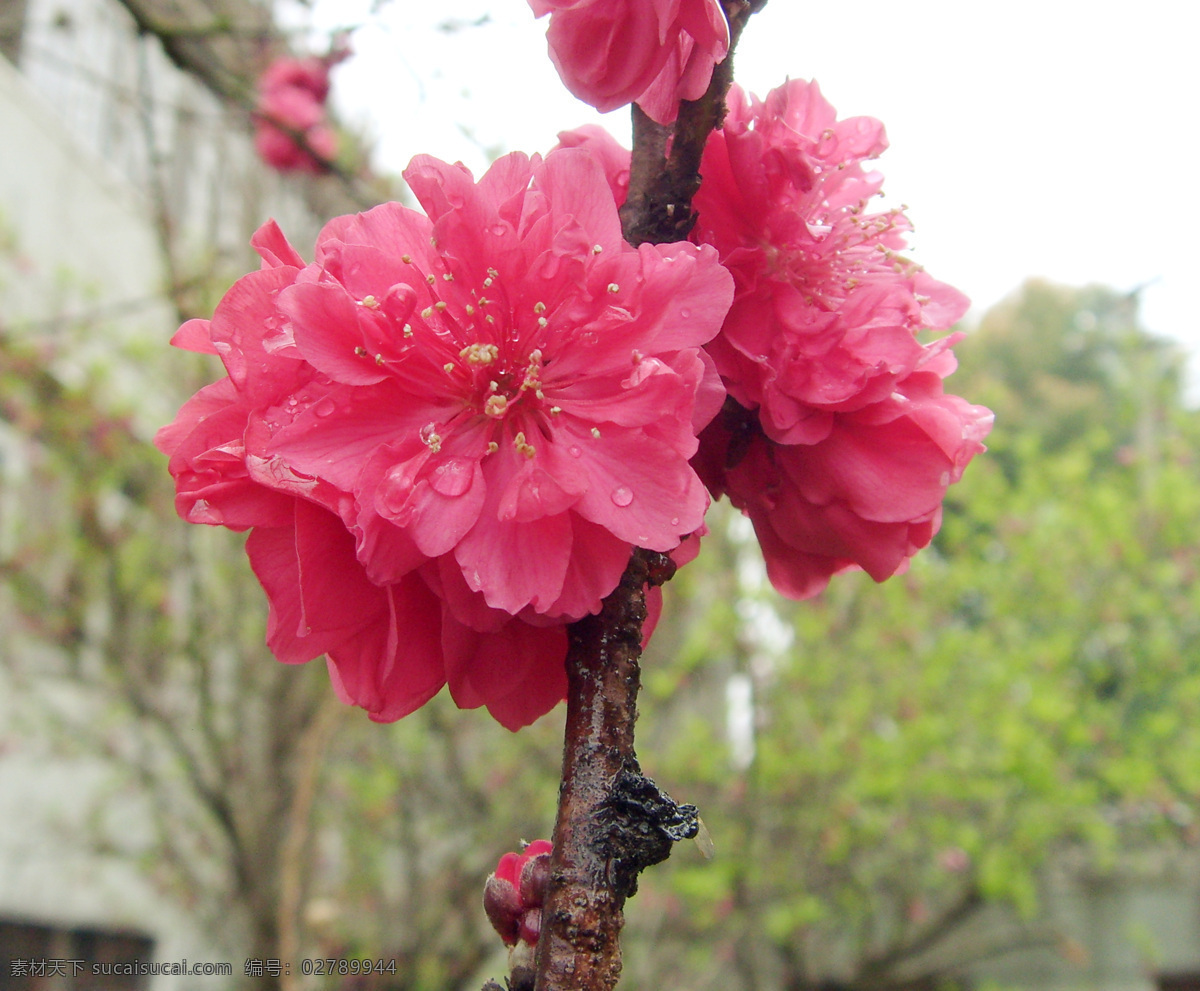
[688,79,992,596]
[697,349,992,598]
[156,149,733,730]
[555,85,993,596]
[264,150,730,623]
[258,55,335,103]
[529,0,729,124]
[254,55,341,174]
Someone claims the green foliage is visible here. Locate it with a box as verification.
[619,279,1200,989]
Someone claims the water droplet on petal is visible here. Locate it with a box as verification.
[568,446,582,459]
[314,397,337,418]
[670,517,680,527]
[611,486,633,507]
[679,308,691,319]
[187,498,221,524]
[430,458,476,497]
[380,465,414,515]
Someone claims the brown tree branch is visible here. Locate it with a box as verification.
[533,551,695,991]
[854,888,985,988]
[529,6,768,989]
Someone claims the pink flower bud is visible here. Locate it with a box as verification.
[518,841,553,908]
[484,841,554,947]
[483,872,523,946]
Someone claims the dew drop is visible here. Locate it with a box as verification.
[679,307,691,319]
[188,499,222,524]
[379,465,414,514]
[611,486,633,507]
[430,458,476,497]
[313,397,337,418]
[568,445,582,459]
[670,517,680,527]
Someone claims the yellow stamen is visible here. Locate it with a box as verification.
[460,343,499,366]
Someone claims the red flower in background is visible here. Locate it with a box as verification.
[254,51,346,174]
[155,150,732,730]
[529,0,729,123]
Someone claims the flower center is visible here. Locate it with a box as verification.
[764,206,911,310]
[352,257,573,462]
[422,269,558,457]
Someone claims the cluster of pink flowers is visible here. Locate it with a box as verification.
[560,78,992,598]
[528,0,729,123]
[689,81,992,596]
[161,6,991,732]
[156,149,732,730]
[254,50,345,174]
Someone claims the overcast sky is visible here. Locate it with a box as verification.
[298,1,1197,363]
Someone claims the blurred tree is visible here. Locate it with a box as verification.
[953,278,1185,467]
[0,314,601,991]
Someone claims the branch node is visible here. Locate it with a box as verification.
[599,764,700,899]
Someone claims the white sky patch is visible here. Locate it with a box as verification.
[291,1,1198,370]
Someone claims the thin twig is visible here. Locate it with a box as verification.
[278,693,345,991]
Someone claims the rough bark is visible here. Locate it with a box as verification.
[532,551,698,991]
[528,5,771,988]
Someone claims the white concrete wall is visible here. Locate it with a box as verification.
[0,2,349,984]
[0,40,241,987]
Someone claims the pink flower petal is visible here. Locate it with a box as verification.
[246,500,393,663]
[443,614,568,730]
[327,577,446,723]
